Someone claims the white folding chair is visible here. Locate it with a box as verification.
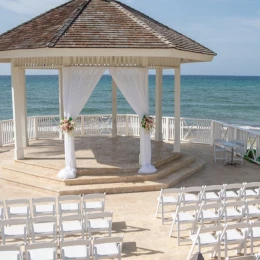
[213,139,227,163]
[223,200,247,223]
[1,218,28,244]
[187,225,223,260]
[60,214,85,241]
[58,195,82,216]
[245,221,260,255]
[60,239,91,260]
[83,193,106,214]
[92,236,123,260]
[245,199,260,222]
[25,242,57,260]
[169,204,199,245]
[5,199,30,219]
[0,200,5,220]
[0,244,23,260]
[86,212,113,237]
[202,185,225,204]
[219,222,249,258]
[182,186,204,206]
[196,202,225,230]
[32,197,56,217]
[30,216,57,243]
[243,182,260,200]
[155,188,183,224]
[221,183,243,201]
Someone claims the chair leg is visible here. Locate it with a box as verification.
[155,201,160,219]
[161,204,164,225]
[169,221,175,237]
[177,224,180,246]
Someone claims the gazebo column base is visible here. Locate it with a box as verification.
[14,148,24,160]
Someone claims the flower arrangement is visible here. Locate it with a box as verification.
[59,117,75,134]
[141,115,155,132]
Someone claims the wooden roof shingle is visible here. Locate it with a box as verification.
[0,0,216,56]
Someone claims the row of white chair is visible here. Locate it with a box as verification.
[0,211,113,244]
[0,236,123,260]
[0,193,106,220]
[169,200,260,246]
[187,221,260,260]
[156,182,260,224]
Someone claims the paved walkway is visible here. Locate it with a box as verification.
[0,139,259,259]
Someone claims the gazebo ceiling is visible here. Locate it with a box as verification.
[0,0,216,66]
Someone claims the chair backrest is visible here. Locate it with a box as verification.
[60,213,84,222]
[1,218,27,226]
[0,200,4,219]
[225,200,245,208]
[161,188,183,195]
[60,239,91,247]
[93,235,123,245]
[5,199,30,206]
[199,202,224,212]
[58,195,81,202]
[183,186,204,194]
[244,182,260,189]
[32,197,56,204]
[0,244,22,259]
[83,193,105,200]
[225,183,243,190]
[25,242,57,259]
[214,139,225,146]
[246,198,260,207]
[86,211,113,220]
[203,184,225,192]
[177,204,200,214]
[30,216,57,224]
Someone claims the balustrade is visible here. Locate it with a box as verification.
[0,115,259,165]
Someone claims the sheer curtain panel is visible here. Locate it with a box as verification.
[109,67,157,174]
[58,67,105,179]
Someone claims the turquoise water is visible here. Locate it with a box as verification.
[0,75,259,127]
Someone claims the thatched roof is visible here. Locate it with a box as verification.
[0,0,216,56]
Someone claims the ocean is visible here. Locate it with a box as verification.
[0,75,259,128]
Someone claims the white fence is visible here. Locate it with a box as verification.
[0,115,259,165]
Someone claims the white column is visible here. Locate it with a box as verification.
[174,66,181,152]
[155,68,163,141]
[59,68,64,140]
[112,79,117,138]
[20,69,28,147]
[11,62,25,159]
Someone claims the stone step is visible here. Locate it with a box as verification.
[58,160,205,195]
[2,163,62,184]
[0,154,204,196]
[65,154,194,186]
[0,177,58,196]
[15,159,60,172]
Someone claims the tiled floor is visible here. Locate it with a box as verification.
[0,138,259,259]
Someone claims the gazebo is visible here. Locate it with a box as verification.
[0,0,216,179]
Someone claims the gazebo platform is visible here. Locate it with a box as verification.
[0,136,205,195]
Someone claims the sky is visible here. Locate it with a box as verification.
[0,0,259,76]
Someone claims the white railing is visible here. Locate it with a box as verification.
[1,114,259,165]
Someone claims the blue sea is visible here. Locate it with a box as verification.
[0,75,259,128]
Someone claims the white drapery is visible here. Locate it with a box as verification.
[109,67,157,174]
[58,67,105,179]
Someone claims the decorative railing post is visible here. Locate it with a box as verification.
[81,116,85,136]
[0,123,2,147]
[35,117,39,140]
[165,117,169,141]
[125,114,129,136]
